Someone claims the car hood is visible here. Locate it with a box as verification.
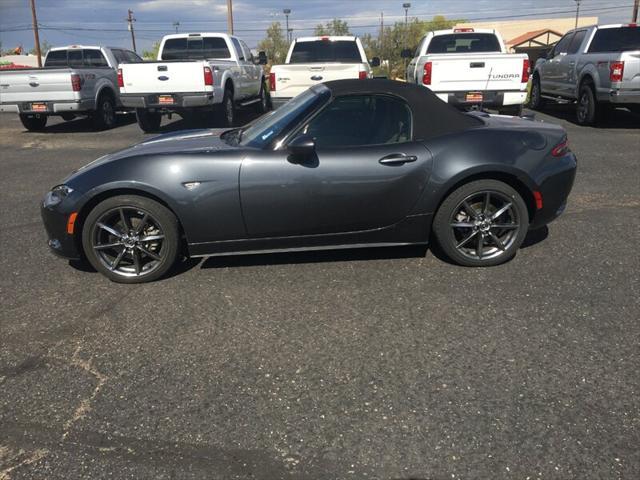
[74,128,237,173]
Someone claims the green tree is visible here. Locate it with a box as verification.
[314,19,351,36]
[142,41,161,60]
[257,22,289,67]
[29,40,52,56]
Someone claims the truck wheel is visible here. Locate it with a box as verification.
[221,88,235,127]
[136,109,162,133]
[19,113,47,131]
[498,105,523,116]
[529,77,544,110]
[576,82,597,125]
[92,94,117,130]
[255,80,269,114]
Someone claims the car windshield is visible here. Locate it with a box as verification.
[233,85,330,149]
[427,33,501,53]
[289,40,362,63]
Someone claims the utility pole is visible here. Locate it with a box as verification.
[127,9,137,53]
[633,0,639,23]
[173,21,180,33]
[283,9,291,43]
[29,0,42,67]
[403,3,411,70]
[574,0,581,29]
[226,0,234,35]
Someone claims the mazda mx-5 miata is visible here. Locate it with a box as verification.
[42,79,576,283]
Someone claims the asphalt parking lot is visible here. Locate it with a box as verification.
[0,105,638,479]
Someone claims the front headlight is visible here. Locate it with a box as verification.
[43,185,74,207]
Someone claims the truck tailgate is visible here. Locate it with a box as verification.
[620,51,640,91]
[425,53,527,92]
[0,68,77,103]
[119,61,209,94]
[273,63,363,98]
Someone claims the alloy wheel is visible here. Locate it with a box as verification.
[577,92,589,123]
[91,206,166,278]
[449,191,521,261]
[103,100,115,126]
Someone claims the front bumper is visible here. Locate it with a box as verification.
[0,99,95,114]
[435,90,527,109]
[41,202,82,260]
[529,152,577,230]
[120,92,215,109]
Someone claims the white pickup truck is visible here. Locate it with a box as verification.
[269,36,380,108]
[0,45,140,131]
[118,33,268,132]
[405,28,530,115]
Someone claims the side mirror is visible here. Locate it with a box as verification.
[370,56,380,67]
[287,134,315,157]
[400,48,413,59]
[257,51,268,65]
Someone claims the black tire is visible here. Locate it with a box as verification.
[19,113,47,131]
[81,195,180,283]
[220,87,235,127]
[136,108,162,133]
[576,82,597,125]
[255,79,270,114]
[529,76,544,110]
[432,180,529,267]
[92,93,117,130]
[498,104,523,116]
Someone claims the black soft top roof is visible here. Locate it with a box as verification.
[321,78,483,140]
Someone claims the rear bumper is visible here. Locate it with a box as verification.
[120,92,216,109]
[435,90,527,109]
[270,96,291,109]
[529,152,577,230]
[0,99,95,114]
[601,89,640,105]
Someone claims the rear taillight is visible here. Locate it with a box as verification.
[609,61,624,82]
[203,66,213,86]
[71,73,82,92]
[269,72,276,91]
[422,61,432,85]
[117,68,124,88]
[551,136,569,157]
[358,71,367,80]
[522,58,530,83]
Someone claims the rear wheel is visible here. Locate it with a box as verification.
[220,87,235,127]
[136,108,162,133]
[81,195,180,283]
[433,180,529,267]
[529,76,544,110]
[576,82,597,125]
[19,113,47,131]
[92,93,116,130]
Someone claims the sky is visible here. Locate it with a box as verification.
[0,0,636,53]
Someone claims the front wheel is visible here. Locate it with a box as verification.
[432,180,529,267]
[19,113,47,131]
[136,108,162,133]
[81,195,180,283]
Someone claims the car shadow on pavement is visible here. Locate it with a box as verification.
[22,113,137,134]
[532,104,639,128]
[156,107,263,134]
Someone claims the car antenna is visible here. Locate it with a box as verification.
[480,67,492,113]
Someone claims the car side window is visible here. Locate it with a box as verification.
[112,49,127,64]
[231,37,245,61]
[304,94,412,148]
[240,40,253,62]
[553,33,574,56]
[83,49,108,67]
[567,30,587,54]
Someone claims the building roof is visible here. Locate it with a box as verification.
[508,29,563,48]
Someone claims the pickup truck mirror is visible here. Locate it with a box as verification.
[400,48,413,59]
[257,51,268,65]
[370,56,381,67]
[287,134,316,158]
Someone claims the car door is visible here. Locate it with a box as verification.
[540,32,574,95]
[241,40,261,96]
[231,37,249,98]
[557,29,587,98]
[239,94,432,238]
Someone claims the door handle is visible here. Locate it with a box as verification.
[379,154,417,165]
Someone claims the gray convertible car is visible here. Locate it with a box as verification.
[42,79,577,283]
